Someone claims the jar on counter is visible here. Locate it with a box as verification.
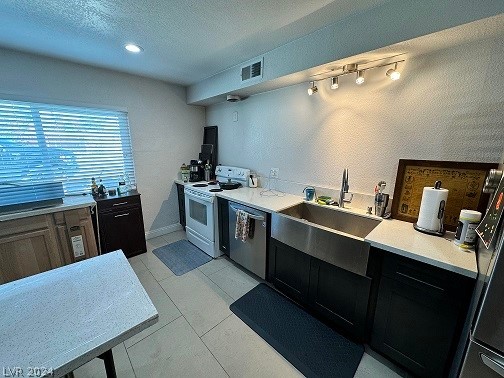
[454,210,482,249]
[180,163,190,182]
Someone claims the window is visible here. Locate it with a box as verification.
[0,99,136,194]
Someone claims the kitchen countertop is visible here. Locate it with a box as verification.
[0,250,158,376]
[0,195,96,222]
[365,219,478,278]
[175,179,477,277]
[216,187,304,213]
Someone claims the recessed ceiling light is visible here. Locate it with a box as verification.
[124,44,143,53]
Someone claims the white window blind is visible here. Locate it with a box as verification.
[0,99,136,194]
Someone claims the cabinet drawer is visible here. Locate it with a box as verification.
[381,253,470,298]
[0,215,50,237]
[97,194,141,212]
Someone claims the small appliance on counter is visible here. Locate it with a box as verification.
[189,160,203,182]
[248,174,258,188]
[413,180,448,236]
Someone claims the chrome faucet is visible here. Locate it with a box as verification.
[338,168,353,208]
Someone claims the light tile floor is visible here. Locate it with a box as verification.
[74,230,409,378]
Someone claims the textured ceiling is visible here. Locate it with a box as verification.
[0,0,390,85]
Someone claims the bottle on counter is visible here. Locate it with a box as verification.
[91,177,98,196]
[97,179,106,197]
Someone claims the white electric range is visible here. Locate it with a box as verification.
[184,166,250,258]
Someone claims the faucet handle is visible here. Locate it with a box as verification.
[343,192,353,203]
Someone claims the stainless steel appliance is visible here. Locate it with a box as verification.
[185,165,250,258]
[228,201,267,279]
[459,154,504,377]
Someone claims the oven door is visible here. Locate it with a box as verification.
[184,190,214,241]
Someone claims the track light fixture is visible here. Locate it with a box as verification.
[386,63,401,81]
[307,82,318,95]
[308,58,404,94]
[330,77,339,90]
[355,70,365,85]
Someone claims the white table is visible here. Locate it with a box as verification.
[0,251,158,377]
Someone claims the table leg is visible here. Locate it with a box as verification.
[97,349,117,378]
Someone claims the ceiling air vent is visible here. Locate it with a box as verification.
[241,58,263,83]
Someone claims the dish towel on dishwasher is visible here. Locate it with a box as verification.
[235,209,251,242]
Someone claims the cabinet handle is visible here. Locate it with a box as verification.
[396,271,445,292]
[481,354,504,376]
[114,213,130,218]
[113,201,128,206]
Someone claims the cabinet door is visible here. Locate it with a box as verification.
[176,183,186,229]
[0,228,62,284]
[217,197,229,255]
[309,258,371,340]
[268,238,311,303]
[99,206,146,257]
[371,276,460,377]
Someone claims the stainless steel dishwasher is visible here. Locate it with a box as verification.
[228,201,267,279]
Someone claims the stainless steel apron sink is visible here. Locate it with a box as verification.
[272,202,381,276]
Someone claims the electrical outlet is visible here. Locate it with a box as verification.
[270,168,279,179]
[232,111,238,122]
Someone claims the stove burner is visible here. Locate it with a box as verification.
[209,188,223,192]
[207,181,218,185]
[193,183,208,187]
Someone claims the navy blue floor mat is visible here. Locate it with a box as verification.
[230,283,364,378]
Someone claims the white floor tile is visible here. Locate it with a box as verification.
[162,230,187,244]
[198,256,233,276]
[142,252,175,281]
[128,254,148,275]
[145,236,167,249]
[74,342,135,378]
[354,353,401,378]
[159,270,233,336]
[207,264,260,300]
[202,314,302,378]
[127,317,228,378]
[125,270,181,348]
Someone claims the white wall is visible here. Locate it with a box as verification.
[206,36,504,207]
[0,48,205,236]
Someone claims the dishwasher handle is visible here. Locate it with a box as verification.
[230,205,265,221]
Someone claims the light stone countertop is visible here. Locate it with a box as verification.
[174,179,477,277]
[216,187,304,213]
[0,251,158,377]
[365,219,478,278]
[0,195,96,222]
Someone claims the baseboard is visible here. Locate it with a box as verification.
[145,223,183,240]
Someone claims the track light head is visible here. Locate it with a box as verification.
[308,82,318,95]
[386,63,401,80]
[330,77,339,90]
[356,70,365,85]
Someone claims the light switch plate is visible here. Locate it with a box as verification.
[270,168,279,179]
[232,111,238,122]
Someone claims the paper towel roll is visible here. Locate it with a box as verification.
[416,186,449,232]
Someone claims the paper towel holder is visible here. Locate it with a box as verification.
[413,180,446,236]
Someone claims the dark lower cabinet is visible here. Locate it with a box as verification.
[176,183,186,230]
[96,192,147,258]
[371,253,474,377]
[217,197,229,255]
[268,238,372,340]
[269,238,311,303]
[308,258,371,340]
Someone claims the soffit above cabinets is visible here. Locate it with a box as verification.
[186,2,504,106]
